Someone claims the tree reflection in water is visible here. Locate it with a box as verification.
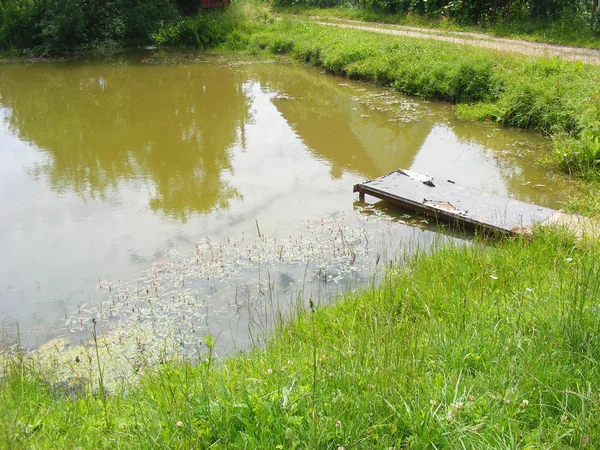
[0,57,250,221]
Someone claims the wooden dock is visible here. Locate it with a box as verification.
[354,169,559,235]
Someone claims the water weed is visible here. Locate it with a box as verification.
[4,211,434,394]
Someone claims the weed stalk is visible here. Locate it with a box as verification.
[92,319,110,430]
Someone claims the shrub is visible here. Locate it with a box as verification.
[153,12,233,48]
[118,0,179,45]
[450,60,495,103]
[0,0,43,51]
[153,1,270,49]
[0,0,178,55]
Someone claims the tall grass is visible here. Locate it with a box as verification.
[2,229,599,447]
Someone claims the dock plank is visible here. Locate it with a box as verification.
[354,169,557,235]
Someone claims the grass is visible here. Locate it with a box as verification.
[2,228,599,448]
[275,5,600,49]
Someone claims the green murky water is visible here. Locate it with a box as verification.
[0,53,570,348]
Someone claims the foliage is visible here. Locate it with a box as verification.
[172,0,204,16]
[2,230,600,447]
[2,0,599,56]
[153,13,231,47]
[274,0,595,30]
[0,0,273,55]
[153,0,271,48]
[0,0,178,54]
[119,0,179,45]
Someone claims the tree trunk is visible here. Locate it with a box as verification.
[492,0,498,24]
[506,0,512,24]
[592,0,599,30]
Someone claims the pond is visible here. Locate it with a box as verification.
[0,52,571,359]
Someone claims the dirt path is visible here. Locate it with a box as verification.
[295,16,600,65]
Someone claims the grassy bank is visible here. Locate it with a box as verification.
[2,229,599,448]
[182,12,600,192]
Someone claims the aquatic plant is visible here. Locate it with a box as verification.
[32,210,441,391]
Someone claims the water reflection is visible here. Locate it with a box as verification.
[258,64,432,178]
[249,62,564,206]
[1,60,249,221]
[0,56,565,220]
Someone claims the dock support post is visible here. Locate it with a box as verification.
[353,184,366,202]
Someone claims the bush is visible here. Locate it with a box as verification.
[119,0,179,45]
[0,0,43,51]
[153,12,234,48]
[153,0,272,49]
[0,0,179,55]
[450,60,495,103]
